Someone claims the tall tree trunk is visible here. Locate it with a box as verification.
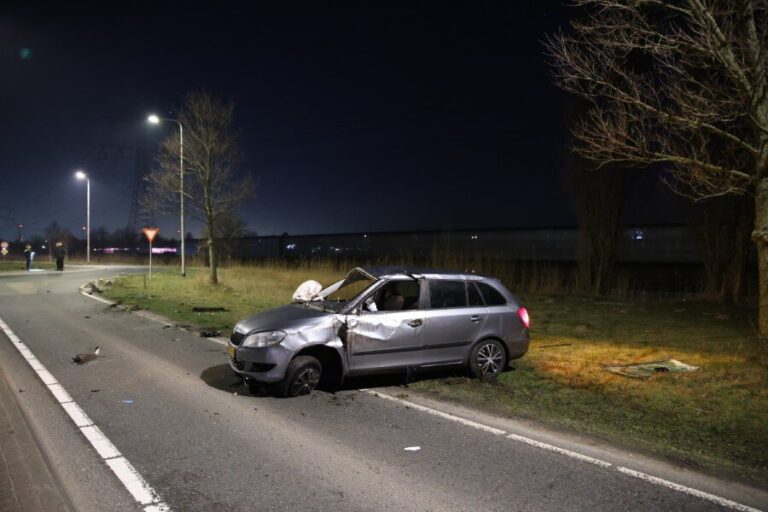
[755,176,768,347]
[208,238,218,285]
[207,215,218,285]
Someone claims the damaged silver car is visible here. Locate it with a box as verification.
[228,266,530,397]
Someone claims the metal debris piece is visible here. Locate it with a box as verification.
[404,446,421,452]
[72,346,101,365]
[604,358,699,379]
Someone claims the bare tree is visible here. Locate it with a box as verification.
[201,212,252,267]
[685,195,754,301]
[144,92,254,284]
[565,100,635,294]
[567,159,633,295]
[546,0,768,344]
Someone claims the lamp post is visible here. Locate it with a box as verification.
[148,114,185,276]
[75,170,90,263]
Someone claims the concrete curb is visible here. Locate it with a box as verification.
[0,364,75,512]
[78,282,230,347]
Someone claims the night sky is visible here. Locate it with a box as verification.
[0,2,681,241]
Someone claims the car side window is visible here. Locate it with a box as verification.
[467,282,484,307]
[366,280,421,312]
[429,280,468,309]
[476,282,507,306]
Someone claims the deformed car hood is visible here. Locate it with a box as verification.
[235,304,331,334]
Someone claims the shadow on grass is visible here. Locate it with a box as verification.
[200,363,510,398]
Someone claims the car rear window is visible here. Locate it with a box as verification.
[429,280,467,309]
[476,282,507,306]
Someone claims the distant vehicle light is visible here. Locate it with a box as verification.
[518,307,530,329]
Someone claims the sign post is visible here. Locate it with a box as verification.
[0,241,8,261]
[142,228,159,281]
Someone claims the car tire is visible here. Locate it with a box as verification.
[277,355,323,398]
[469,339,507,380]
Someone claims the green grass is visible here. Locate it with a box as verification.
[102,264,767,486]
[102,264,343,332]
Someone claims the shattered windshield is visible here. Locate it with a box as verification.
[303,268,377,311]
[325,277,373,303]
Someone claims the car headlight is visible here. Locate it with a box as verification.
[241,330,286,348]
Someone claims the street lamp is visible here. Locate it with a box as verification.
[147,114,185,276]
[75,170,90,263]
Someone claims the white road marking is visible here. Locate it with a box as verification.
[61,401,93,427]
[77,283,765,512]
[80,291,115,305]
[506,433,612,468]
[47,383,74,404]
[80,425,121,459]
[616,467,762,512]
[0,317,171,512]
[209,337,229,347]
[365,389,764,512]
[105,456,158,505]
[363,389,507,435]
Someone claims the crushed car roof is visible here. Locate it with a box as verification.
[357,266,486,280]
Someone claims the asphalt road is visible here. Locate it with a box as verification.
[0,267,765,512]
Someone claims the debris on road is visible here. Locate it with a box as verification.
[404,446,421,452]
[90,389,100,393]
[120,399,134,404]
[199,329,222,338]
[604,358,699,379]
[72,346,101,365]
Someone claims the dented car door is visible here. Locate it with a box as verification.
[345,310,426,372]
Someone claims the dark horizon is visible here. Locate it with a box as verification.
[0,2,683,242]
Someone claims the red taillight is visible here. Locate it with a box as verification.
[518,307,530,329]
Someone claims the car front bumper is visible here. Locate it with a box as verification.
[228,343,294,383]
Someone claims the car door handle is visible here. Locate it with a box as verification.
[470,315,481,324]
[408,319,423,328]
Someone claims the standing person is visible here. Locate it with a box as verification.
[54,241,66,271]
[23,244,32,271]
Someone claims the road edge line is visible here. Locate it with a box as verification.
[363,389,764,512]
[0,316,171,512]
[616,466,762,512]
[363,389,506,435]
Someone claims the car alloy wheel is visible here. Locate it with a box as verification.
[290,366,321,396]
[470,339,506,380]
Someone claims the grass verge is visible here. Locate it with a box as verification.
[101,264,767,486]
